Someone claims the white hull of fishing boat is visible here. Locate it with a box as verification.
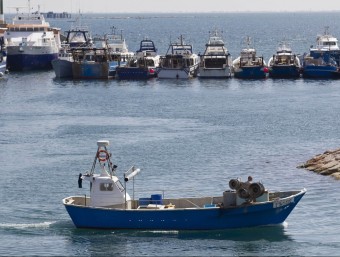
[158,35,199,79]
[198,66,232,78]
[198,30,232,78]
[157,64,199,79]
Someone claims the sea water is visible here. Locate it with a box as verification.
[0,12,340,256]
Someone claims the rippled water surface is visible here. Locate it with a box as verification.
[1,12,340,256]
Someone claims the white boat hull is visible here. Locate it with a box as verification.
[198,67,232,78]
[157,65,198,79]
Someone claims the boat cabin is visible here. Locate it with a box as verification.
[136,39,158,57]
[313,29,340,52]
[82,171,130,208]
[309,28,340,65]
[64,26,92,48]
[80,140,133,208]
[200,31,231,69]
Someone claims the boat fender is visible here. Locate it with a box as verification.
[229,178,241,190]
[97,149,109,162]
[78,173,83,188]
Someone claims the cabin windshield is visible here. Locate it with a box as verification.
[323,42,336,46]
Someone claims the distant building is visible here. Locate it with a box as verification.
[42,12,71,19]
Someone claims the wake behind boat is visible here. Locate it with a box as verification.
[63,140,306,230]
[157,35,199,79]
[4,1,61,71]
[198,30,232,78]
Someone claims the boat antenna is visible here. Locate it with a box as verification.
[111,26,117,35]
[324,26,329,36]
[246,36,251,49]
[179,35,184,45]
[28,0,31,17]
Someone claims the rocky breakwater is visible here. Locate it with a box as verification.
[297,148,340,180]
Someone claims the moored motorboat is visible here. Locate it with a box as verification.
[52,24,93,78]
[4,1,61,71]
[63,140,306,230]
[116,38,160,79]
[198,30,232,78]
[233,37,268,79]
[106,28,134,77]
[268,42,301,78]
[302,28,340,79]
[157,35,199,79]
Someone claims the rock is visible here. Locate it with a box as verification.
[298,148,340,180]
[331,172,340,180]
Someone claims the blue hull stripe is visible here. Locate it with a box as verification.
[116,67,155,79]
[7,54,58,71]
[303,66,338,79]
[269,66,301,78]
[234,66,267,79]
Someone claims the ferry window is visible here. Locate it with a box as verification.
[100,183,114,191]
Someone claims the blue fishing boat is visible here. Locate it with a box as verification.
[233,37,268,79]
[72,48,114,79]
[52,24,93,78]
[268,42,301,78]
[302,28,340,79]
[63,140,306,230]
[116,39,160,79]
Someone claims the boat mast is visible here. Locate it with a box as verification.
[28,0,31,18]
[0,0,4,24]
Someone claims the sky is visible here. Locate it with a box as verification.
[3,0,340,13]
